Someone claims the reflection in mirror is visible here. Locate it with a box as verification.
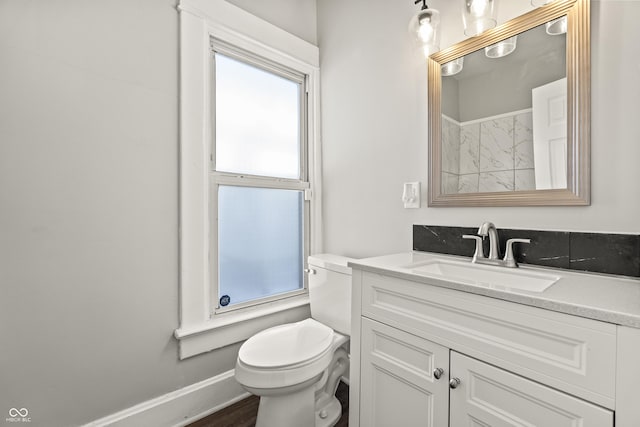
[441,20,567,195]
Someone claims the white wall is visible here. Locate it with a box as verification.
[226,0,317,45]
[0,1,317,426]
[318,0,640,259]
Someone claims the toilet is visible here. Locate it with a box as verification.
[234,254,354,427]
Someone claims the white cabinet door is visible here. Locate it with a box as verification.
[360,317,449,427]
[449,352,613,427]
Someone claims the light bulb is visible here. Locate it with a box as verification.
[470,0,489,16]
[418,21,434,43]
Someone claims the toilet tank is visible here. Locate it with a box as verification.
[308,254,354,336]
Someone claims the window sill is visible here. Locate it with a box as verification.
[174,295,311,359]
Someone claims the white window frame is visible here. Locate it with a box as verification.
[175,0,322,359]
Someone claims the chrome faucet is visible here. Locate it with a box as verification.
[477,221,500,260]
[462,222,531,268]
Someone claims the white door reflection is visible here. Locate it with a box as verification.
[532,77,567,189]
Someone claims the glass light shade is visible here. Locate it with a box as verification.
[531,0,551,6]
[441,57,464,76]
[484,35,518,58]
[546,16,567,35]
[462,0,497,37]
[409,8,441,57]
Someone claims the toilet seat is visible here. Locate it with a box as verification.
[235,319,344,390]
[239,319,334,369]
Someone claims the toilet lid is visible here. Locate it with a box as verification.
[239,319,334,369]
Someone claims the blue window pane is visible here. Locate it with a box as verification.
[218,186,304,306]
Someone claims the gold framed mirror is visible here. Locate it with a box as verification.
[428,0,589,206]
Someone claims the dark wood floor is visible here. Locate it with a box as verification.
[188,382,349,427]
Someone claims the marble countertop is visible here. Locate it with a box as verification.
[349,252,640,329]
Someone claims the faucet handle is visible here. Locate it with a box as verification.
[462,234,485,262]
[504,238,531,268]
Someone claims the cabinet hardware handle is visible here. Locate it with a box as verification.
[433,368,444,380]
[449,378,461,389]
[304,268,316,274]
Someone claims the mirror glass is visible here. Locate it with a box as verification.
[428,0,590,206]
[441,20,567,194]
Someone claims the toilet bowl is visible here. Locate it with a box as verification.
[234,254,354,427]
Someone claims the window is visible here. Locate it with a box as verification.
[176,0,321,358]
[212,43,309,311]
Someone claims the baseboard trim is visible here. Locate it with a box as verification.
[83,370,249,427]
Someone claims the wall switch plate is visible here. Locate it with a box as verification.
[402,182,420,209]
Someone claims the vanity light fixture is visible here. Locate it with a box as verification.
[441,57,464,76]
[462,0,497,37]
[409,0,441,57]
[546,16,568,35]
[485,35,517,58]
[530,0,567,35]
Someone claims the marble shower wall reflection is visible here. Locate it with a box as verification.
[442,110,536,194]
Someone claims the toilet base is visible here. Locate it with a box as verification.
[314,345,349,427]
[240,335,350,427]
[315,395,341,427]
[255,380,317,427]
[254,384,344,427]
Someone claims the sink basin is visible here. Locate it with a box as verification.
[404,259,560,292]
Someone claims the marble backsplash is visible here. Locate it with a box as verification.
[442,110,535,194]
[413,225,640,278]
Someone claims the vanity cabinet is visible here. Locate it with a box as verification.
[349,268,635,427]
[360,317,612,427]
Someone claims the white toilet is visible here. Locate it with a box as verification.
[234,254,354,427]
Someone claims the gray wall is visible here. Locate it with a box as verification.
[454,34,566,122]
[441,77,460,121]
[226,0,318,45]
[317,0,640,259]
[0,0,317,426]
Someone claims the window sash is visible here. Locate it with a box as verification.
[211,38,306,85]
[210,38,309,182]
[209,176,311,315]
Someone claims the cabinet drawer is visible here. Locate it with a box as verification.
[450,352,613,427]
[360,271,617,408]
